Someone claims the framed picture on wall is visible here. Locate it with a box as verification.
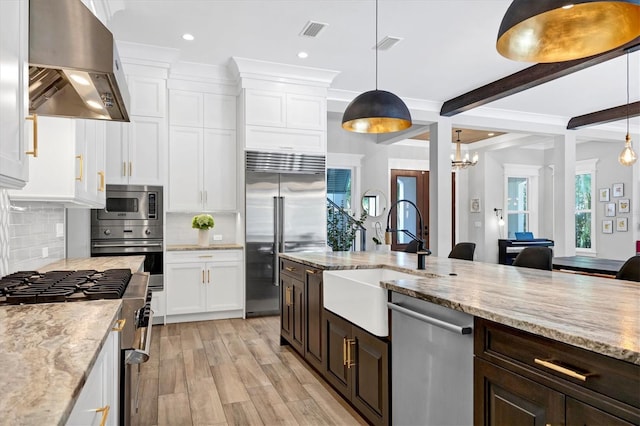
[599,188,610,202]
[604,203,616,217]
[612,183,624,197]
[616,217,628,232]
[602,220,613,234]
[618,199,630,213]
[470,198,481,213]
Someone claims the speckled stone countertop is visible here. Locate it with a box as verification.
[38,255,145,273]
[166,244,243,251]
[0,300,122,425]
[280,251,640,365]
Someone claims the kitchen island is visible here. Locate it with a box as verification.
[279,251,639,425]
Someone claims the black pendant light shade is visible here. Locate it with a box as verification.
[497,0,640,63]
[342,89,412,133]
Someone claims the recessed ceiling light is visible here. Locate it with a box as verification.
[297,51,309,59]
[182,33,194,41]
[562,3,574,9]
[488,132,495,136]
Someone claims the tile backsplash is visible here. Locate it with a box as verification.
[166,212,240,245]
[7,198,65,273]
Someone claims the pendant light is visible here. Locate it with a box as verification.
[451,130,479,170]
[342,0,411,133]
[619,51,637,166]
[497,0,640,63]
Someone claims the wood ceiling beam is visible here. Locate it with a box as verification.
[440,37,640,117]
[567,101,640,130]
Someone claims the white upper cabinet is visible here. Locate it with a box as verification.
[242,88,326,154]
[105,116,166,186]
[0,0,29,189]
[170,90,236,130]
[128,76,167,117]
[9,117,106,207]
[167,89,237,212]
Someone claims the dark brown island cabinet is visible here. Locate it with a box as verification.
[279,260,390,426]
[474,318,640,426]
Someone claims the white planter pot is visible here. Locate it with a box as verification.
[198,229,210,247]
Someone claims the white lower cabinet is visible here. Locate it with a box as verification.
[165,250,244,322]
[66,319,120,426]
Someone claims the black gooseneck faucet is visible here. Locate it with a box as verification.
[385,199,431,269]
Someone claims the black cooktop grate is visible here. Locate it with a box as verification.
[0,269,132,304]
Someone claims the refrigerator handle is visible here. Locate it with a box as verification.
[279,196,285,253]
[273,196,280,287]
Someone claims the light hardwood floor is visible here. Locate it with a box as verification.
[132,316,367,426]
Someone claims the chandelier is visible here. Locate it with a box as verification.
[451,130,478,170]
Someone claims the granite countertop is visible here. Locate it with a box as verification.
[0,300,122,425]
[280,251,640,365]
[166,243,243,251]
[38,255,146,273]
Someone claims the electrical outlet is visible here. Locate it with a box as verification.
[213,234,223,241]
[42,247,49,258]
[56,223,64,238]
[474,221,482,228]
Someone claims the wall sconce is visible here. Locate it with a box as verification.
[494,208,504,226]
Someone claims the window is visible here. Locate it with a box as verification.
[575,159,597,253]
[503,164,540,239]
[327,168,352,210]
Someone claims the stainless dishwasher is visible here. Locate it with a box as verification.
[388,292,474,426]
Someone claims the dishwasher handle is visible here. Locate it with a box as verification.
[388,302,472,335]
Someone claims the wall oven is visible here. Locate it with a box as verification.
[91,184,164,291]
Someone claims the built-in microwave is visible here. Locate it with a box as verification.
[95,184,163,222]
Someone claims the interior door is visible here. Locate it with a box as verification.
[390,170,429,252]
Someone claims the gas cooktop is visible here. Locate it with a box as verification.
[0,269,133,305]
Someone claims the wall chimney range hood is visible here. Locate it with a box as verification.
[29,0,130,122]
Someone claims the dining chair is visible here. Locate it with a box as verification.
[512,247,553,271]
[615,255,640,282]
[448,242,476,261]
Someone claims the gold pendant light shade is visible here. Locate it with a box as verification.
[342,90,412,133]
[497,0,640,63]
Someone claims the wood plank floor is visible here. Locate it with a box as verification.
[132,316,367,426]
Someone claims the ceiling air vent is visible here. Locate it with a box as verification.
[300,21,328,37]
[374,36,403,51]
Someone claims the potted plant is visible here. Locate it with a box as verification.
[192,214,215,247]
[327,206,367,251]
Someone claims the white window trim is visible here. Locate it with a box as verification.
[503,164,541,237]
[575,158,598,255]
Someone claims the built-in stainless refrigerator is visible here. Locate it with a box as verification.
[245,151,326,316]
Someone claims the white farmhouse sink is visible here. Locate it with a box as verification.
[323,268,419,337]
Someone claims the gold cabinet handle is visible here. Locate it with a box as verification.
[198,255,213,258]
[285,287,292,306]
[98,171,105,192]
[75,155,84,181]
[129,161,132,177]
[202,270,205,284]
[306,269,319,275]
[96,405,110,426]
[25,114,38,157]
[285,266,295,272]
[207,269,211,283]
[347,338,356,368]
[534,358,589,381]
[122,161,126,177]
[112,319,126,332]
[343,337,348,366]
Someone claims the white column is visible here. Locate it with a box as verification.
[553,133,576,257]
[428,118,452,256]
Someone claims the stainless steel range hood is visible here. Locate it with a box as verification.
[29,0,130,122]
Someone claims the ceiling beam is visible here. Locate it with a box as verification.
[440,37,640,117]
[567,101,640,130]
